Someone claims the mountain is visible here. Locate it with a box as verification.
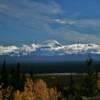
[0,45,19,55]
[0,40,100,56]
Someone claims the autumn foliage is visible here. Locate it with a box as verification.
[14,77,59,100]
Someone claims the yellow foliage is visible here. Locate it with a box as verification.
[0,78,60,100]
[49,87,58,100]
[33,79,49,100]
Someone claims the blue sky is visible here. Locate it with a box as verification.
[0,0,100,45]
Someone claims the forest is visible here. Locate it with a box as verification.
[0,59,100,100]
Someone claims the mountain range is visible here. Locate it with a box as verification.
[0,40,100,56]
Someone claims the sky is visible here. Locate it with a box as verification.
[0,0,100,45]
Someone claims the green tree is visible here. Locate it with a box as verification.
[1,60,9,88]
[11,63,22,90]
[69,73,75,95]
[83,55,97,96]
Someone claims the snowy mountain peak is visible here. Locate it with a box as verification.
[64,43,100,54]
[66,43,99,50]
[0,40,100,56]
[42,40,62,47]
[0,45,19,55]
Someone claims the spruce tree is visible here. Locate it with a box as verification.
[1,60,9,88]
[83,55,97,96]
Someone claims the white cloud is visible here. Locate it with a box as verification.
[0,0,62,34]
[0,0,100,45]
[52,19,75,25]
[50,18,100,44]
[52,18,100,28]
[47,23,100,44]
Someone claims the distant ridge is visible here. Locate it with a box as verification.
[0,40,100,56]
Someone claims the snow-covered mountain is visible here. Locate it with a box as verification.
[0,40,100,56]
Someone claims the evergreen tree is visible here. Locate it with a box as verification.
[20,73,25,91]
[86,54,92,73]
[1,60,9,88]
[10,67,16,89]
[69,73,75,95]
[83,55,97,96]
[16,62,25,91]
[16,62,21,90]
[11,63,21,90]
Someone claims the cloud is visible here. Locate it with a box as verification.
[0,0,100,45]
[50,18,100,44]
[53,27,100,44]
[0,4,7,9]
[74,19,100,29]
[0,0,62,34]
[52,19,75,25]
[52,18,100,28]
